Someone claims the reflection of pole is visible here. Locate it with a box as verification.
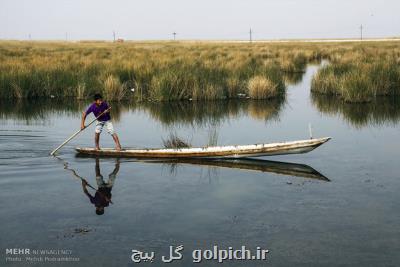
[360,24,363,40]
[113,31,116,42]
[173,32,176,40]
[249,28,252,43]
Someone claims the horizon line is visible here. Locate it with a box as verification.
[1,36,400,43]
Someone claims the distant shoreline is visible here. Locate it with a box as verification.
[0,38,399,43]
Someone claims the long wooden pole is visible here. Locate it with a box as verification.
[50,108,111,156]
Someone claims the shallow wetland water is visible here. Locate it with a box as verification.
[1,65,399,266]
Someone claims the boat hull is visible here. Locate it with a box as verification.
[75,137,331,159]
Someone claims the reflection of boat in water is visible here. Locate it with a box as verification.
[76,154,329,181]
[76,137,331,159]
[147,158,330,181]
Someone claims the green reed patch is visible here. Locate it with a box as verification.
[312,60,400,102]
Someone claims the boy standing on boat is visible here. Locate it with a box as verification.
[81,93,122,151]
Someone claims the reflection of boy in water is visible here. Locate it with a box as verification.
[82,158,119,215]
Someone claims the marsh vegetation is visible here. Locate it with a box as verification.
[0,41,399,102]
[0,41,322,101]
[311,42,400,102]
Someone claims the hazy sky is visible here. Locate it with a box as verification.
[0,0,399,40]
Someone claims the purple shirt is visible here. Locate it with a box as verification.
[85,102,111,121]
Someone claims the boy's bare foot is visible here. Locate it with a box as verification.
[116,146,122,151]
[95,146,100,150]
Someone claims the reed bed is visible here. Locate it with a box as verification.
[1,40,399,102]
[0,41,328,101]
[311,42,400,102]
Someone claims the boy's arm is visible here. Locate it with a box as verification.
[81,112,87,130]
[104,102,111,112]
[81,180,92,198]
[81,105,92,129]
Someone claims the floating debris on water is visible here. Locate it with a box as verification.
[74,228,91,234]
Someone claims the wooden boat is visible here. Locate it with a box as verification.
[76,137,330,159]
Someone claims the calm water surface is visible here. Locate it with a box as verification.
[1,65,399,267]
